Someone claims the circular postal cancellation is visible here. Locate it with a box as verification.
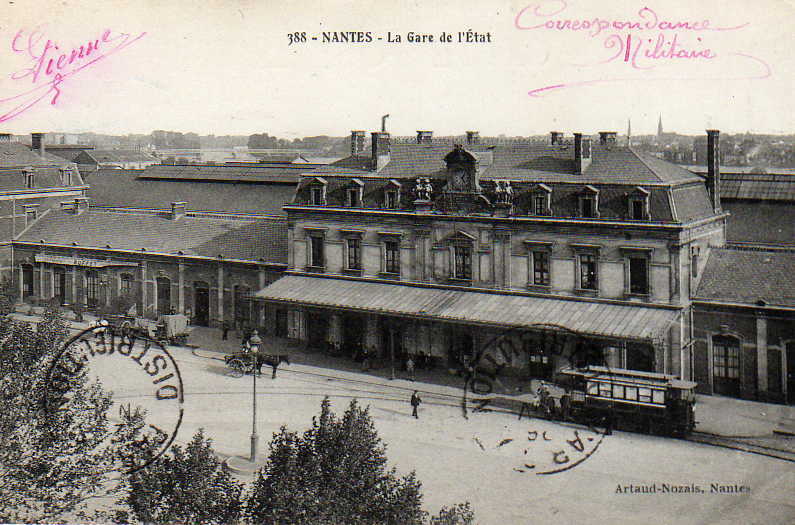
[43,324,184,474]
[461,324,612,475]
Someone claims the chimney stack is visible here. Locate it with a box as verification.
[573,133,592,174]
[371,132,390,171]
[0,133,11,143]
[598,131,617,145]
[31,132,45,155]
[350,130,366,156]
[466,131,480,145]
[416,130,433,144]
[61,196,89,215]
[550,131,564,145]
[706,129,721,212]
[170,201,187,220]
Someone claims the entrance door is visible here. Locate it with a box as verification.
[156,277,171,315]
[193,281,210,326]
[787,341,795,405]
[448,329,473,368]
[21,265,34,299]
[712,335,741,397]
[342,314,365,356]
[306,310,328,349]
[275,308,288,337]
[53,267,66,304]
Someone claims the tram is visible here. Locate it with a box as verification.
[557,366,697,437]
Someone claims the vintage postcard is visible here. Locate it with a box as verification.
[0,1,793,524]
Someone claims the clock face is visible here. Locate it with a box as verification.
[453,169,468,190]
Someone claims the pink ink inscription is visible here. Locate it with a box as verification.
[514,1,767,96]
[1,26,146,122]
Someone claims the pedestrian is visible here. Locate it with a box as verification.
[221,320,230,341]
[361,346,370,371]
[560,388,572,421]
[604,411,614,436]
[406,356,415,381]
[410,390,422,419]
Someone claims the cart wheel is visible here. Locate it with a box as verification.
[227,359,245,378]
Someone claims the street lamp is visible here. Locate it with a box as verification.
[249,330,262,462]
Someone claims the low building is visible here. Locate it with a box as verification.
[692,247,795,404]
[74,149,161,170]
[13,201,287,329]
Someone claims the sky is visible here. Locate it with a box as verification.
[0,0,793,138]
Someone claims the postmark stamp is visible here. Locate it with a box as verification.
[42,324,184,474]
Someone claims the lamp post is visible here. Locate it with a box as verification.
[389,327,396,380]
[249,330,262,462]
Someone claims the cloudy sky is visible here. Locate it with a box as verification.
[0,0,792,137]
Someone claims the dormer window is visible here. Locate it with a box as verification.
[23,168,34,189]
[579,185,599,218]
[310,186,325,205]
[60,167,73,186]
[628,187,650,220]
[346,179,364,207]
[529,183,552,216]
[384,179,401,209]
[454,245,472,280]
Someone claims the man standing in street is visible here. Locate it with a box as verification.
[410,390,422,419]
[221,320,230,341]
[406,355,415,381]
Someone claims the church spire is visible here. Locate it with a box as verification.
[657,115,663,138]
[627,118,632,146]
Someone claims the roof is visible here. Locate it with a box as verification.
[77,149,159,164]
[16,208,288,264]
[138,164,316,183]
[44,145,95,163]
[255,275,680,342]
[686,165,795,176]
[0,142,73,167]
[312,142,702,185]
[720,172,795,202]
[0,166,85,191]
[723,202,795,245]
[694,248,795,307]
[85,169,296,215]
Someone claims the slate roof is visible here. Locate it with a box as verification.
[138,163,319,183]
[0,142,73,167]
[723,201,795,245]
[694,248,795,307]
[16,208,288,264]
[0,166,85,191]
[312,142,702,185]
[719,173,795,202]
[85,169,297,215]
[77,149,159,164]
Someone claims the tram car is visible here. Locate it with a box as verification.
[557,366,697,437]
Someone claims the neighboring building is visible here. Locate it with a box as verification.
[692,247,795,404]
[254,129,727,384]
[74,149,161,170]
[13,201,287,328]
[45,144,96,163]
[0,132,87,275]
[84,164,304,216]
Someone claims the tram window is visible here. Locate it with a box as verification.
[638,387,652,403]
[652,390,665,404]
[587,382,599,395]
[625,387,638,401]
[599,383,612,397]
[613,384,625,399]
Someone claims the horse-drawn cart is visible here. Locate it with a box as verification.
[224,351,290,379]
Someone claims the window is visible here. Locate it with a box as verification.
[384,240,400,274]
[625,386,638,401]
[86,270,99,307]
[691,246,700,278]
[532,251,550,286]
[631,199,646,220]
[579,186,599,218]
[385,190,399,209]
[579,254,598,290]
[533,195,546,215]
[347,188,360,207]
[454,245,472,280]
[628,256,649,294]
[24,169,34,189]
[53,267,65,302]
[638,387,653,403]
[120,273,133,296]
[310,236,324,268]
[346,238,361,270]
[310,186,325,205]
[529,184,551,216]
[713,336,740,380]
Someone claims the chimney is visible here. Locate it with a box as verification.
[170,201,187,220]
[31,132,45,155]
[706,129,721,212]
[550,131,563,145]
[0,133,11,143]
[598,131,617,145]
[573,133,592,174]
[371,132,390,171]
[466,131,480,145]
[62,197,88,215]
[350,130,366,156]
[416,130,433,144]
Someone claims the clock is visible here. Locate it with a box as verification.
[453,169,468,190]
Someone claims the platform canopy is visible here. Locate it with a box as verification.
[254,275,681,343]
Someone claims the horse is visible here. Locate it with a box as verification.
[254,353,291,379]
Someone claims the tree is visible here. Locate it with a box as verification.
[430,502,476,525]
[0,309,156,522]
[246,397,428,525]
[122,429,244,524]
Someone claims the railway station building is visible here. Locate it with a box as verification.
[254,129,728,384]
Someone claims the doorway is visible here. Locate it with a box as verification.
[193,281,210,326]
[306,310,328,349]
[53,267,66,304]
[787,341,795,405]
[156,277,171,316]
[712,335,741,398]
